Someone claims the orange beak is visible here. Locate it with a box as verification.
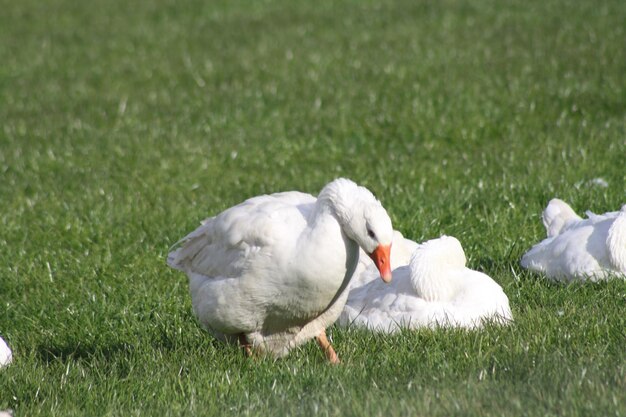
[368,244,392,283]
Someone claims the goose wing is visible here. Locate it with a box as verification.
[168,191,316,278]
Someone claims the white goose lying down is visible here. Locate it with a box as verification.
[339,236,512,332]
[0,336,12,368]
[168,178,393,363]
[521,199,626,282]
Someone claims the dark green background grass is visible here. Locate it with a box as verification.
[1,0,625,415]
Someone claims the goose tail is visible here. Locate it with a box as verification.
[606,207,626,274]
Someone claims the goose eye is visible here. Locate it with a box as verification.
[367,228,376,239]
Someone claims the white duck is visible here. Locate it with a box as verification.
[339,236,512,332]
[521,199,626,282]
[0,336,12,367]
[168,178,393,363]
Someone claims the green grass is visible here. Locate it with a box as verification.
[1,0,625,415]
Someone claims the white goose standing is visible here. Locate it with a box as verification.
[339,236,512,332]
[521,199,626,282]
[168,178,393,362]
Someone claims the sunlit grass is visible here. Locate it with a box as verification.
[1,0,625,415]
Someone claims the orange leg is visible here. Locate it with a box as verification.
[238,333,252,357]
[316,330,340,364]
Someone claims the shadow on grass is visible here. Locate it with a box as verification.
[35,324,223,366]
[36,341,136,364]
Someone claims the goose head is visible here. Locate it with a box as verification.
[318,178,394,282]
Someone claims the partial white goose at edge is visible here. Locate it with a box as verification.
[0,336,12,368]
[521,199,626,282]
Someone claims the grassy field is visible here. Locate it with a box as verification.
[1,0,625,415]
